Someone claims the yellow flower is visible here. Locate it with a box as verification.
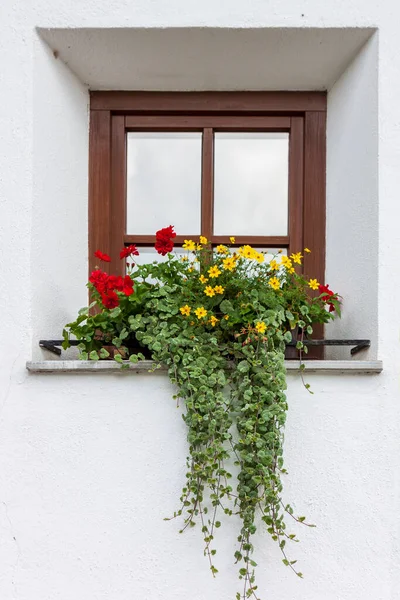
[268,277,280,290]
[196,245,203,251]
[290,252,303,265]
[199,236,208,245]
[180,256,188,262]
[204,285,216,297]
[182,239,196,251]
[224,315,230,320]
[199,274,208,284]
[216,244,229,254]
[222,256,237,271]
[188,267,195,273]
[254,252,264,263]
[308,278,320,290]
[238,245,257,260]
[269,259,279,271]
[194,307,207,320]
[287,267,295,274]
[304,247,311,253]
[208,265,221,278]
[209,315,219,327]
[255,321,267,334]
[280,256,293,270]
[214,285,224,294]
[180,305,191,316]
[230,236,235,244]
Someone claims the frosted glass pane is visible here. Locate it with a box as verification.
[214,133,289,236]
[127,132,202,235]
[130,247,187,267]
[127,247,194,281]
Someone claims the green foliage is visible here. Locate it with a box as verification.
[63,240,339,600]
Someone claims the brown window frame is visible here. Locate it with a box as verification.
[89,91,326,288]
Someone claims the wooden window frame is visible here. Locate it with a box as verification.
[89,90,326,294]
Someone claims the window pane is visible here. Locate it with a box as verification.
[127,247,195,281]
[213,132,289,236]
[129,246,188,267]
[127,132,202,235]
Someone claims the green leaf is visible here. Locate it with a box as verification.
[220,299,234,314]
[98,348,110,359]
[283,331,293,343]
[237,360,249,374]
[89,350,99,361]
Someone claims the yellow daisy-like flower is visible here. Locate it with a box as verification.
[216,244,229,255]
[269,259,279,271]
[290,252,303,265]
[268,277,280,290]
[287,266,295,274]
[197,245,203,251]
[222,256,237,271]
[199,274,208,284]
[199,235,208,245]
[224,315,230,320]
[188,267,195,273]
[180,256,189,262]
[209,315,219,327]
[214,285,224,294]
[230,236,235,244]
[280,256,293,269]
[238,245,257,260]
[254,252,264,264]
[204,285,216,297]
[304,247,311,254]
[179,305,191,316]
[194,307,207,320]
[255,321,267,334]
[208,265,221,278]
[308,278,320,290]
[182,239,196,251]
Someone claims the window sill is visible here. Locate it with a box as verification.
[26,360,383,375]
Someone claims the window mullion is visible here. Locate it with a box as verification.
[201,127,214,240]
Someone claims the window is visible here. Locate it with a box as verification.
[88,91,326,292]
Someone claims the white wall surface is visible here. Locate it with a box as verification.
[0,1,400,599]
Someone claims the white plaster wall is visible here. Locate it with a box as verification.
[325,34,379,358]
[32,36,89,348]
[1,2,400,600]
[0,371,394,600]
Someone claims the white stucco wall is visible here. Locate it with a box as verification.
[0,2,399,600]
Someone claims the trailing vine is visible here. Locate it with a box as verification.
[63,227,341,599]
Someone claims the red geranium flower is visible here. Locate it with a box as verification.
[101,290,119,309]
[120,245,139,259]
[318,284,336,312]
[89,269,109,293]
[94,250,111,263]
[122,275,134,296]
[107,275,124,291]
[155,225,176,256]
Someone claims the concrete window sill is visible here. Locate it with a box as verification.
[26,360,383,375]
